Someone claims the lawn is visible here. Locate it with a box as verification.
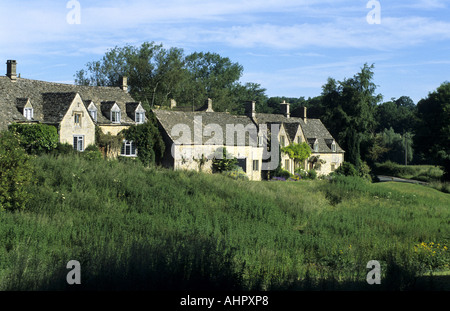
[0,154,449,291]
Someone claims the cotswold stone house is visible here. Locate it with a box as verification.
[0,60,145,156]
[153,99,344,181]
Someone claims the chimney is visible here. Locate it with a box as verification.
[303,107,307,124]
[170,99,177,109]
[245,100,256,119]
[6,60,17,82]
[119,76,128,92]
[205,98,214,112]
[280,100,290,118]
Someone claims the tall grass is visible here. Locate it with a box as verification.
[0,154,449,290]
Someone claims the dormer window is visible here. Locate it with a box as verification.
[280,135,286,147]
[313,139,319,152]
[24,107,33,120]
[87,102,97,122]
[111,110,121,123]
[90,110,97,122]
[331,141,336,152]
[135,112,145,124]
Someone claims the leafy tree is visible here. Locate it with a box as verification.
[75,42,187,111]
[182,52,244,112]
[320,64,382,167]
[231,82,268,114]
[8,123,58,155]
[0,131,34,212]
[414,82,450,179]
[375,96,418,133]
[281,142,311,169]
[123,114,166,166]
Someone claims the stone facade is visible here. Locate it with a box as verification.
[153,100,345,180]
[0,60,145,155]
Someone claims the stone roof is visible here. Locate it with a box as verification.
[254,113,344,153]
[0,76,140,131]
[153,107,344,153]
[153,109,259,146]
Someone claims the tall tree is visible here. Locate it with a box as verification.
[320,64,382,166]
[182,52,244,112]
[74,42,187,111]
[375,96,418,133]
[414,82,450,179]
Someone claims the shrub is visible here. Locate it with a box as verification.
[8,123,58,155]
[222,166,249,181]
[51,142,76,156]
[308,169,317,180]
[0,131,34,212]
[212,148,238,173]
[122,116,166,166]
[335,162,358,177]
[272,168,291,180]
[82,145,103,161]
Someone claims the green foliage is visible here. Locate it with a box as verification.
[81,145,103,161]
[51,142,77,156]
[375,97,418,134]
[8,123,58,155]
[222,166,249,181]
[281,142,311,167]
[0,131,34,212]
[2,154,448,290]
[75,42,257,114]
[95,126,123,157]
[307,169,317,180]
[212,148,238,173]
[334,162,358,177]
[415,82,450,180]
[374,162,444,183]
[123,115,165,166]
[321,64,382,165]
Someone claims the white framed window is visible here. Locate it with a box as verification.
[331,141,336,152]
[280,135,286,147]
[111,111,121,124]
[74,113,82,127]
[121,140,137,157]
[314,140,319,152]
[73,135,84,152]
[135,112,145,124]
[257,135,263,147]
[285,159,290,171]
[297,136,303,144]
[253,160,259,171]
[24,108,33,120]
[89,110,97,122]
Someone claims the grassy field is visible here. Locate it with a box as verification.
[0,154,449,291]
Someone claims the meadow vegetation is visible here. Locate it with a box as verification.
[0,153,449,291]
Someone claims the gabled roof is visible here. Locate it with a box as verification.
[153,109,259,146]
[42,92,78,124]
[0,76,139,130]
[254,113,344,153]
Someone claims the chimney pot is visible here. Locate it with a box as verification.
[280,101,290,118]
[119,76,128,92]
[6,60,17,81]
[245,100,256,119]
[205,98,214,112]
[304,107,307,124]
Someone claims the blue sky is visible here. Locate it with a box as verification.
[1,0,449,104]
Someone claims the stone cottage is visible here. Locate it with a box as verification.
[0,60,145,156]
[153,99,344,180]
